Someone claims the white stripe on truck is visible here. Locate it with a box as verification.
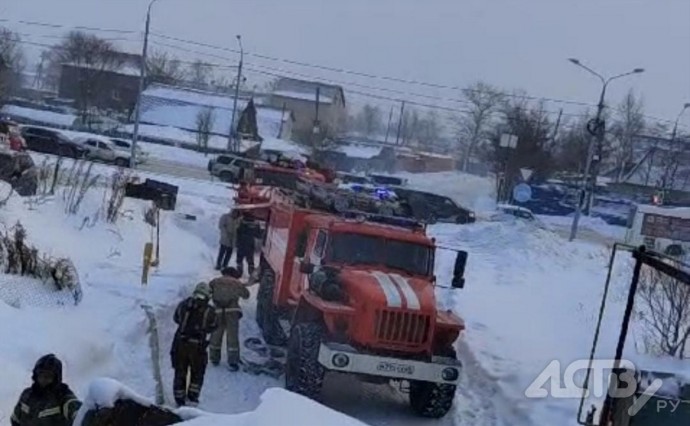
[371,271,402,308]
[389,273,420,310]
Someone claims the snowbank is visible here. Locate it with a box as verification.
[538,214,627,242]
[431,220,635,425]
[1,105,77,127]
[74,379,368,426]
[182,388,367,426]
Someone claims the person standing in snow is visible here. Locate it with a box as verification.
[11,354,82,426]
[171,282,218,407]
[209,267,250,371]
[216,209,240,271]
[235,213,260,279]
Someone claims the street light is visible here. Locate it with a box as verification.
[568,58,644,241]
[670,103,690,142]
[130,0,163,168]
[228,35,244,152]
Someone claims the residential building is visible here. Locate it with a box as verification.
[269,78,346,142]
[58,52,142,114]
[604,134,690,203]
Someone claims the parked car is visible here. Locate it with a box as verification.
[493,204,537,221]
[109,138,148,164]
[20,126,87,158]
[208,154,256,182]
[0,149,38,196]
[75,136,132,167]
[335,172,372,185]
[392,187,476,224]
[367,173,408,187]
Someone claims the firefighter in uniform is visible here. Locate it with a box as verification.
[11,354,82,426]
[209,267,250,371]
[171,282,218,407]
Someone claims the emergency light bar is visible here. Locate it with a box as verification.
[340,210,423,230]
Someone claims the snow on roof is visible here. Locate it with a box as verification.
[272,90,333,104]
[63,62,141,77]
[143,84,237,109]
[1,105,77,127]
[335,144,383,159]
[260,137,308,156]
[140,86,289,139]
[635,204,690,218]
[625,354,690,399]
[273,77,342,105]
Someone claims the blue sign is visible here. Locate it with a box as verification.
[512,183,532,203]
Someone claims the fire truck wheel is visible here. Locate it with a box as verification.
[257,269,286,345]
[408,347,457,418]
[285,322,325,400]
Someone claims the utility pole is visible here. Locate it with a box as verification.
[131,0,162,168]
[277,102,286,138]
[384,105,394,143]
[567,58,644,241]
[228,35,244,152]
[395,101,405,145]
[311,87,321,148]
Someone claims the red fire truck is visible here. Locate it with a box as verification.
[251,183,468,418]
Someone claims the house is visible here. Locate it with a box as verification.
[604,134,690,203]
[138,84,294,146]
[58,52,142,114]
[269,78,346,142]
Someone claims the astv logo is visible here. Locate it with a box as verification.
[524,359,664,416]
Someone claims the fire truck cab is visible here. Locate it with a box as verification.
[254,184,468,418]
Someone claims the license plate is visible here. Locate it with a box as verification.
[377,361,415,375]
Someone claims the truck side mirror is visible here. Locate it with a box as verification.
[299,260,314,274]
[452,251,468,289]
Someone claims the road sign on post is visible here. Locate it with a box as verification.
[512,183,532,203]
[520,168,533,181]
[500,133,518,148]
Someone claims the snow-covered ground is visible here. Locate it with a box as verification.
[0,165,666,426]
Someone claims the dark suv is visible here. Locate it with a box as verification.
[392,187,476,224]
[20,126,87,158]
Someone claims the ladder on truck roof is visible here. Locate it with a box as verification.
[276,178,425,231]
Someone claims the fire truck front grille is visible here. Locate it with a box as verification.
[374,310,430,346]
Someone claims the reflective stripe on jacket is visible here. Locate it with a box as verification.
[11,385,81,426]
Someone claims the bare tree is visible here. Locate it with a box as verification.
[0,27,25,100]
[636,264,690,358]
[147,50,184,85]
[418,109,442,148]
[610,90,645,182]
[45,31,124,124]
[188,60,212,88]
[195,107,215,155]
[455,82,504,172]
[484,96,555,181]
[353,104,383,136]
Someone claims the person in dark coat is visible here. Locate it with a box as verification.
[11,354,82,426]
[171,282,218,407]
[235,213,260,278]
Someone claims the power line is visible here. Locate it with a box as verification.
[0,18,138,35]
[1,17,681,129]
[149,31,597,108]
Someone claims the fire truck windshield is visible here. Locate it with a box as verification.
[326,233,433,276]
[629,396,690,425]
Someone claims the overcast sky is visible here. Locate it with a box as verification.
[2,0,689,129]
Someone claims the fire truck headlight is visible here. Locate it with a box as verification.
[442,367,459,381]
[332,353,350,368]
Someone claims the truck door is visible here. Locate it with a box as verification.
[289,229,327,301]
